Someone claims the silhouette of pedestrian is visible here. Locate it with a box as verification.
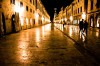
[79,19,84,34]
[83,20,88,35]
[62,21,65,28]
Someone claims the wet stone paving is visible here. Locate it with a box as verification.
[0,23,100,66]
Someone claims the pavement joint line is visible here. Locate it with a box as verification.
[55,26,100,65]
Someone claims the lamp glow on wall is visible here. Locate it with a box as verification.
[14,1,24,26]
[14,2,24,14]
[26,18,28,25]
[42,16,44,22]
[70,16,73,21]
[34,12,39,22]
[62,18,63,22]
[82,12,86,20]
[30,18,32,26]
[20,18,24,26]
[65,18,67,22]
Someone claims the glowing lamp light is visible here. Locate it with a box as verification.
[26,18,28,25]
[35,12,39,19]
[34,12,39,22]
[42,16,44,22]
[62,19,63,22]
[70,16,73,21]
[14,4,20,13]
[82,12,86,20]
[65,18,67,21]
[20,18,24,26]
[30,19,32,26]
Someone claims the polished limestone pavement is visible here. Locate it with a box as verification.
[0,23,99,66]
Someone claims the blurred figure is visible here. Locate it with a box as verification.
[83,20,88,35]
[79,19,84,35]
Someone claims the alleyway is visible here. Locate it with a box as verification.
[0,23,99,66]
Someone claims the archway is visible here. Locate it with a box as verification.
[1,12,6,35]
[11,14,16,32]
[90,15,94,27]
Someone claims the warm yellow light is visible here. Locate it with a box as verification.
[70,16,73,21]
[82,12,86,20]
[14,1,24,16]
[30,18,32,25]
[26,18,28,25]
[65,18,67,21]
[20,18,24,26]
[35,12,39,19]
[34,12,39,22]
[62,19,63,22]
[14,2,19,12]
[42,16,44,22]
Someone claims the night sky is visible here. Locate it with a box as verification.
[41,0,73,21]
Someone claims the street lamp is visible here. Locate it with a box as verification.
[42,16,44,23]
[70,16,73,24]
[14,2,24,27]
[34,12,39,22]
[65,18,67,22]
[82,12,86,20]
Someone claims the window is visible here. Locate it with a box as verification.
[96,0,100,8]
[30,0,32,3]
[26,6,28,11]
[33,0,34,5]
[80,7,82,12]
[78,0,79,2]
[30,8,32,12]
[10,0,15,4]
[91,0,93,10]
[78,8,79,13]
[20,2,23,7]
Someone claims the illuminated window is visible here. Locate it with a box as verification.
[20,2,23,7]
[26,6,28,11]
[10,0,15,4]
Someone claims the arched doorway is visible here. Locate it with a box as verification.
[95,13,100,28]
[0,12,6,36]
[11,14,16,32]
[90,15,94,27]
[2,13,6,34]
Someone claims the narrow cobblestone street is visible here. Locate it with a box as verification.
[0,23,99,66]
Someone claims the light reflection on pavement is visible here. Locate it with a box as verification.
[0,23,99,65]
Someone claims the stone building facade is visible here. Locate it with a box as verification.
[0,0,50,36]
[56,0,100,28]
[72,0,85,25]
[87,0,100,28]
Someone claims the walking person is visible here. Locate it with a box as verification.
[79,19,84,35]
[83,20,88,36]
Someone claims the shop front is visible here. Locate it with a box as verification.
[96,13,100,28]
[90,14,94,27]
[11,12,20,33]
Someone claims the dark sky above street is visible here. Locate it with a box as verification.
[41,0,73,21]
